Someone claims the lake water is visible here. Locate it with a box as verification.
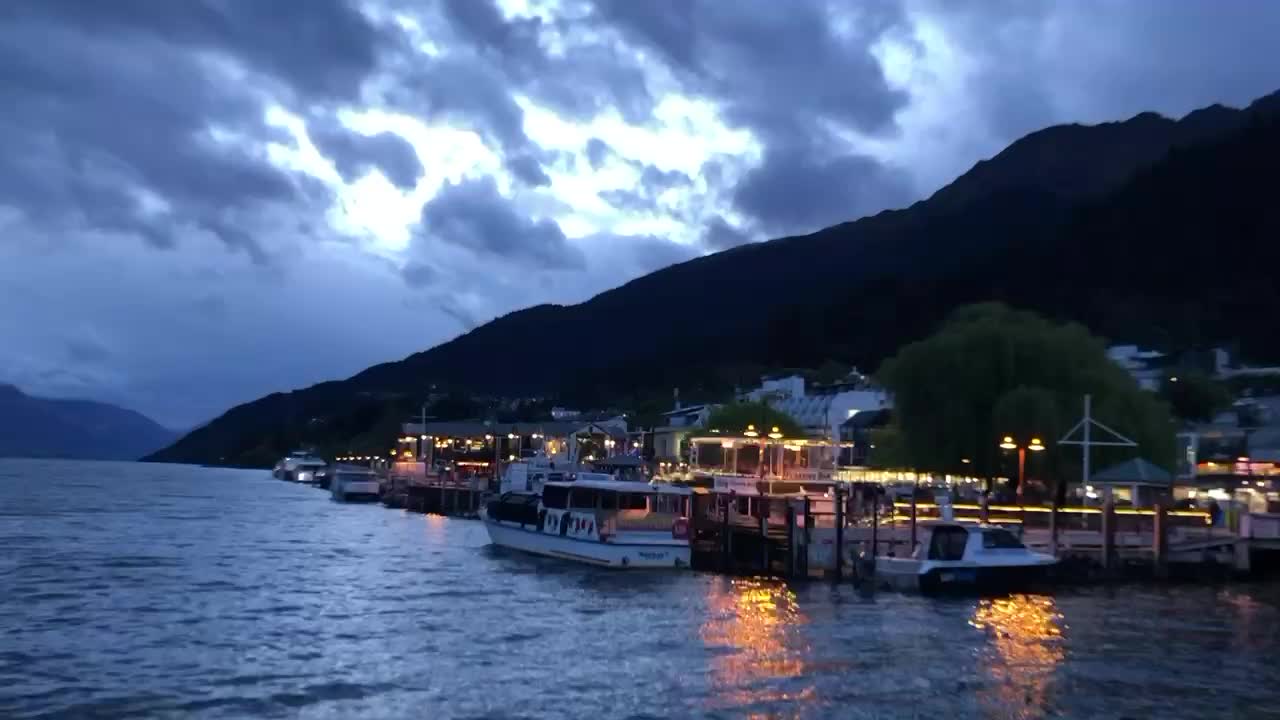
[1,459,1278,719]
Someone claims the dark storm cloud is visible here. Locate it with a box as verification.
[908,1,1280,184]
[597,163,692,212]
[505,154,553,188]
[308,116,424,189]
[585,138,613,171]
[734,146,914,236]
[435,0,655,123]
[418,177,585,269]
[401,262,437,288]
[437,298,481,332]
[0,0,401,261]
[574,232,700,281]
[394,55,562,187]
[3,0,395,100]
[626,235,700,273]
[596,189,651,213]
[385,0,656,188]
[702,216,752,251]
[1,0,395,116]
[589,0,911,234]
[592,0,906,134]
[638,166,692,194]
[65,337,112,365]
[400,57,530,152]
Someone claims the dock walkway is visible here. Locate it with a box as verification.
[689,487,1280,580]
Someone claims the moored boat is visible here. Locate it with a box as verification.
[873,521,1057,594]
[482,472,692,569]
[275,451,328,483]
[330,466,381,502]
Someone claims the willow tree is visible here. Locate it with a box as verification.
[878,303,1175,485]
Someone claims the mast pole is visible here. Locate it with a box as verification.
[1082,394,1091,488]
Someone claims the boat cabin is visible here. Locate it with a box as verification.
[498,458,570,495]
[912,522,1028,562]
[539,479,692,540]
[875,520,1056,593]
[590,455,649,483]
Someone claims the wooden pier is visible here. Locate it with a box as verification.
[381,469,491,518]
[689,486,1280,582]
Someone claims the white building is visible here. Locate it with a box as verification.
[651,404,714,461]
[1212,347,1280,380]
[1106,345,1167,391]
[550,407,581,420]
[1109,344,1280,390]
[742,374,890,440]
[742,375,805,404]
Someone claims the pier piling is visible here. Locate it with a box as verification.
[720,493,732,572]
[760,498,770,572]
[802,495,812,578]
[834,484,845,582]
[786,504,797,579]
[1101,498,1116,572]
[1153,504,1168,579]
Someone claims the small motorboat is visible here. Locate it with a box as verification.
[873,521,1056,594]
[330,466,381,502]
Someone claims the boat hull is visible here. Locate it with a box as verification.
[332,479,381,502]
[877,561,1054,594]
[483,519,690,569]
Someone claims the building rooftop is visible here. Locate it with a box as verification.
[841,408,892,430]
[401,420,620,439]
[661,404,709,416]
[1090,458,1172,486]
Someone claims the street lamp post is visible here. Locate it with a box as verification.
[999,435,1046,505]
[767,426,783,480]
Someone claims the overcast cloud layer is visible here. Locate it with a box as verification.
[1,0,1277,427]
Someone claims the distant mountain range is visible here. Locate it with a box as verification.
[0,384,177,461]
[148,88,1280,468]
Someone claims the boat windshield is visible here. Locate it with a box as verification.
[928,525,969,561]
[982,528,1025,549]
[543,485,569,509]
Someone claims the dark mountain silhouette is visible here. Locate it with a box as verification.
[147,89,1280,467]
[0,384,177,460]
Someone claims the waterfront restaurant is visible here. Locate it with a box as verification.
[667,429,990,498]
[398,418,631,468]
[1177,422,1280,517]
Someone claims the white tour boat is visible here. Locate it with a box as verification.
[874,521,1057,593]
[482,472,693,569]
[329,466,381,502]
[274,452,328,483]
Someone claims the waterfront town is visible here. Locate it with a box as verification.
[7,3,1280,717]
[282,321,1280,588]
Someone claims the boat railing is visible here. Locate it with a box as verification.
[397,471,495,492]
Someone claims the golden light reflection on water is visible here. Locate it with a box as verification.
[421,513,449,542]
[700,578,813,717]
[969,594,1065,720]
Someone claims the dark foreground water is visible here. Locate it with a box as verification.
[2,460,1279,719]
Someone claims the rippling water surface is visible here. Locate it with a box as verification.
[2,459,1278,719]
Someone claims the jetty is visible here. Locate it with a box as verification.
[316,394,1280,585]
[683,484,1280,580]
[663,423,1280,581]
